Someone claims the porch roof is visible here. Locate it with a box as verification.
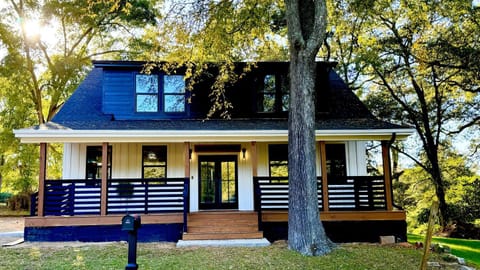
[14,118,414,143]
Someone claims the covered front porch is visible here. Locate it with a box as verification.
[26,170,406,242]
[19,130,410,242]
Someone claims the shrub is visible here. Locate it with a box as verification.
[7,193,31,211]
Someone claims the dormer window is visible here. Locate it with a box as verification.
[136,74,159,112]
[260,74,276,112]
[163,75,186,113]
[135,74,186,113]
[258,74,289,113]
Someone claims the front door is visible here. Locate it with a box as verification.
[199,155,238,210]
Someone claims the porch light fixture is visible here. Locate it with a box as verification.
[241,148,246,159]
[189,149,192,160]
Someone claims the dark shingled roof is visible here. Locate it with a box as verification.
[47,63,407,132]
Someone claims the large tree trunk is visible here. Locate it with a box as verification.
[285,0,333,256]
[288,53,333,256]
[429,154,448,226]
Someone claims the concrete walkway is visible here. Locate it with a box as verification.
[0,231,23,237]
[0,231,24,247]
[177,238,270,248]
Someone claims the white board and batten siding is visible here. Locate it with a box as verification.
[63,141,368,212]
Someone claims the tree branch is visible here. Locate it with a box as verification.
[391,144,429,172]
[306,0,327,56]
[284,0,305,50]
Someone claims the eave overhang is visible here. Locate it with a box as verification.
[14,128,415,143]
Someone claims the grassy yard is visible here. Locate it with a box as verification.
[0,203,29,217]
[0,242,470,270]
[408,234,480,267]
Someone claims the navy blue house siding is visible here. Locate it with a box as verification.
[262,220,407,243]
[102,70,135,119]
[24,221,405,243]
[25,224,183,242]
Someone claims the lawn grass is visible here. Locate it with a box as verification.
[0,203,29,217]
[0,242,466,270]
[408,233,480,267]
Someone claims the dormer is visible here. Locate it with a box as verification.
[92,61,369,121]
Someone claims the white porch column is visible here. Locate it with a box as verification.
[100,142,108,216]
[184,142,190,178]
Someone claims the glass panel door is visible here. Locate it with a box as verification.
[199,156,238,209]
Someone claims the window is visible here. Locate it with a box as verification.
[135,74,186,113]
[163,75,186,112]
[268,144,289,178]
[86,146,112,180]
[279,75,290,111]
[142,146,167,178]
[258,74,289,113]
[325,144,347,180]
[136,74,159,112]
[260,75,276,112]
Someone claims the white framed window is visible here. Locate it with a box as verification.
[163,75,186,113]
[135,74,159,112]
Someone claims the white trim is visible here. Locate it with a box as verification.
[14,128,415,143]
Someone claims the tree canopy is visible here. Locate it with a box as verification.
[324,0,480,226]
[0,0,157,192]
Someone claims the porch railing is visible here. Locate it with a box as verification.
[328,176,387,210]
[254,176,322,230]
[253,175,386,228]
[31,178,189,217]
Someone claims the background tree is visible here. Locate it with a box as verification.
[397,147,478,234]
[324,0,480,227]
[136,0,288,118]
[0,0,156,194]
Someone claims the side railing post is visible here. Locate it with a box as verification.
[144,180,149,214]
[30,192,38,216]
[367,178,374,209]
[354,177,361,209]
[183,178,189,233]
[68,183,75,216]
[317,177,322,211]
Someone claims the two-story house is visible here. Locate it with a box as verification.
[14,61,414,243]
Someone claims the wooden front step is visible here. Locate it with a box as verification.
[182,211,263,240]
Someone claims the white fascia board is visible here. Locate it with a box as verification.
[14,128,415,143]
[315,129,415,141]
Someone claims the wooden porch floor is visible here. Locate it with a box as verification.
[24,213,182,227]
[24,210,405,228]
[262,210,406,222]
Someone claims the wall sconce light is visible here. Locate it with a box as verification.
[241,148,246,159]
[189,149,192,160]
